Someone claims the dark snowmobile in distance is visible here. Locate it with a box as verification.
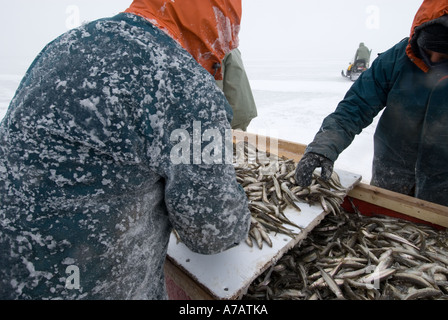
[341,59,368,81]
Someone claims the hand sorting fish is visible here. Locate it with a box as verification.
[234,141,348,249]
[243,203,448,300]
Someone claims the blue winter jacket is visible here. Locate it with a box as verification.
[306,39,448,206]
[0,13,250,299]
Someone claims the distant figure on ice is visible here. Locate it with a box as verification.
[295,0,448,207]
[354,42,372,67]
[0,0,251,299]
[344,42,371,80]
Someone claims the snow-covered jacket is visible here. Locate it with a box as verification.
[0,12,250,300]
[305,0,448,206]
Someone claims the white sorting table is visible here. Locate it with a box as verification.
[166,169,362,300]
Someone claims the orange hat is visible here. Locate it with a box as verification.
[125,0,242,80]
[406,0,448,72]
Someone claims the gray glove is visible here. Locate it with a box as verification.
[295,152,334,187]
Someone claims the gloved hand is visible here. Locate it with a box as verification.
[295,152,334,187]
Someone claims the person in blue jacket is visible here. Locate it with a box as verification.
[295,1,448,207]
[0,0,251,299]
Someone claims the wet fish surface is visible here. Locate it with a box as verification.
[242,205,448,300]
[234,141,348,249]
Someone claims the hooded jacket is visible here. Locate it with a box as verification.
[305,0,448,206]
[406,0,448,73]
[0,3,250,300]
[125,0,241,80]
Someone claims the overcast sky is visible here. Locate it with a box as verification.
[0,0,424,72]
[241,0,423,61]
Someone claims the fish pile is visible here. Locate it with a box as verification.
[242,205,448,300]
[233,141,348,249]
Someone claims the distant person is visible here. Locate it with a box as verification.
[216,48,258,131]
[295,0,448,207]
[354,42,371,67]
[0,0,251,299]
[345,42,371,78]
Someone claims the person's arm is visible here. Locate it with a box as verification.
[164,157,250,254]
[296,42,403,185]
[158,64,251,255]
[305,46,397,162]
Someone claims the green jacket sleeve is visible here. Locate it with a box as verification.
[216,48,257,130]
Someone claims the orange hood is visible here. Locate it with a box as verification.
[406,0,448,72]
[124,0,242,80]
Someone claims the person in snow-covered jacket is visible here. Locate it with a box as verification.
[0,0,251,300]
[295,0,448,207]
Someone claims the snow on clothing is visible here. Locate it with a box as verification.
[305,1,448,207]
[0,13,250,299]
[216,48,258,131]
[125,0,241,80]
[127,1,255,130]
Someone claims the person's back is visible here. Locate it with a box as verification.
[354,42,371,65]
[0,2,250,300]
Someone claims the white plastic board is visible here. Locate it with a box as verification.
[167,168,362,299]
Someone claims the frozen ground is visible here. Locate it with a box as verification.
[0,56,378,183]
